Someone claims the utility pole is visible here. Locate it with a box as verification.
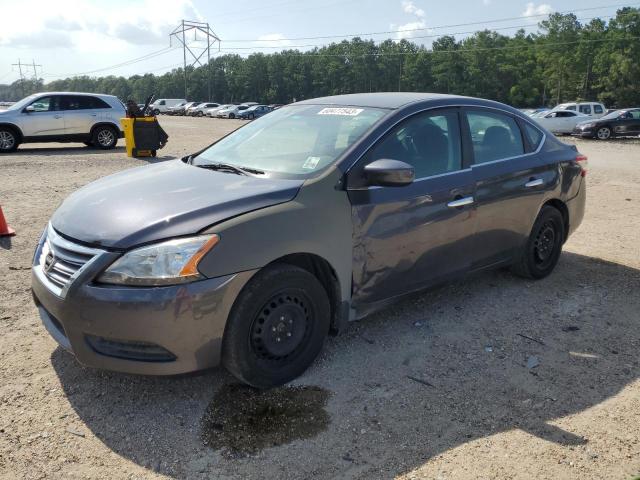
[170,20,220,101]
[11,60,25,97]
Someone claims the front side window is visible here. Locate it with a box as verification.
[466,110,524,164]
[28,96,57,112]
[367,110,462,179]
[579,105,592,115]
[194,105,386,176]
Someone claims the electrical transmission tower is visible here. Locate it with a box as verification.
[11,59,42,96]
[169,20,220,101]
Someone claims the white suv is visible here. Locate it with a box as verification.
[552,102,606,118]
[0,92,125,152]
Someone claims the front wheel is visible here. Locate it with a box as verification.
[228,113,235,119]
[92,126,117,149]
[511,206,565,279]
[0,127,19,153]
[596,126,611,140]
[153,109,160,116]
[222,264,330,389]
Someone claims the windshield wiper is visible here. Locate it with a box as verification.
[196,162,264,176]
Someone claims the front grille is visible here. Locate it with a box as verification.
[36,224,105,296]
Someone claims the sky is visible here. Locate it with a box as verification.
[0,0,633,84]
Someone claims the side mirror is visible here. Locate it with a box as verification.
[24,105,35,113]
[364,159,414,187]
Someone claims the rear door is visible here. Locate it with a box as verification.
[348,108,477,304]
[19,95,65,137]
[465,108,555,269]
[60,95,104,135]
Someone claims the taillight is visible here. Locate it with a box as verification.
[576,153,588,177]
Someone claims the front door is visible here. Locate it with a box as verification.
[347,108,476,305]
[465,108,556,269]
[19,95,65,137]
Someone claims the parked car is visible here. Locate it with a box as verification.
[0,92,125,152]
[189,103,220,117]
[572,108,640,140]
[149,98,187,115]
[268,104,284,110]
[206,104,234,117]
[165,101,187,116]
[240,102,259,106]
[216,104,250,119]
[532,110,590,134]
[551,102,606,118]
[31,93,586,388]
[176,102,201,116]
[237,105,272,120]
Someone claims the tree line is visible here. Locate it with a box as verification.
[1,8,639,108]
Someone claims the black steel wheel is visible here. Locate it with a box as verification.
[512,205,565,279]
[222,264,330,389]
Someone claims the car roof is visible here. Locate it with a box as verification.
[37,92,117,99]
[295,92,466,109]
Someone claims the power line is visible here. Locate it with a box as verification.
[222,2,640,43]
[218,13,620,51]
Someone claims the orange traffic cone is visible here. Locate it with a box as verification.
[0,206,15,237]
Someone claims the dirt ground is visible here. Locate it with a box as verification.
[0,116,639,480]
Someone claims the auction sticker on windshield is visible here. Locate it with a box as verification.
[318,107,364,116]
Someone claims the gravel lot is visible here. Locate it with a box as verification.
[1,116,639,480]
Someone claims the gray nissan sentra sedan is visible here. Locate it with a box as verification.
[32,93,587,388]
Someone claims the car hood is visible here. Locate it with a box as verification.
[51,160,304,249]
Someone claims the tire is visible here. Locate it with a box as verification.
[0,127,19,153]
[511,206,565,280]
[153,109,160,116]
[222,264,330,389]
[248,113,255,120]
[92,125,117,150]
[596,126,611,140]
[229,113,235,119]
[197,111,204,117]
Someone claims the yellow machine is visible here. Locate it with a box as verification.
[121,97,169,158]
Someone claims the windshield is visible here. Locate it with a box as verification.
[193,104,387,175]
[6,94,39,111]
[600,110,623,120]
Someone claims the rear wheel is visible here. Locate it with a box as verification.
[248,113,255,120]
[229,113,235,119]
[222,264,330,389]
[596,126,611,140]
[153,109,160,116]
[511,206,565,279]
[92,126,117,149]
[0,128,19,152]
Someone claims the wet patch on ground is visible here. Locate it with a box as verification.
[201,384,331,457]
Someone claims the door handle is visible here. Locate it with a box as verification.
[54,114,62,119]
[525,178,544,188]
[91,114,97,117]
[447,196,474,209]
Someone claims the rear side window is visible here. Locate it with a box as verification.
[466,110,524,164]
[62,96,111,110]
[523,122,544,150]
[594,104,603,114]
[579,105,592,115]
[368,110,462,179]
[566,105,576,111]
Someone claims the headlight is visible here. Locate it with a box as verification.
[98,235,219,286]
[581,123,595,128]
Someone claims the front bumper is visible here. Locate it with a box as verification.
[31,229,256,375]
[571,126,595,138]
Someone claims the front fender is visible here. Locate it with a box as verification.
[198,169,354,302]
